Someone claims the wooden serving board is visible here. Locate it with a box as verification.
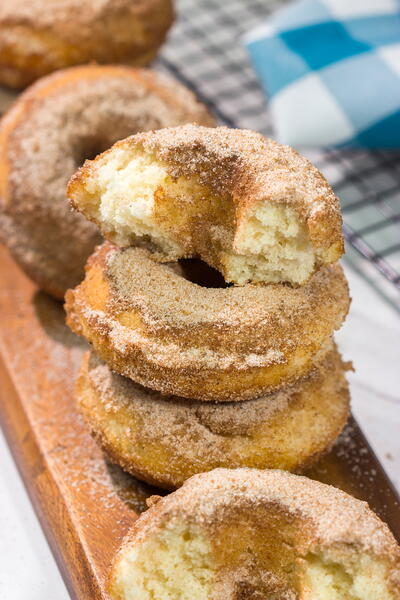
[0,86,18,115]
[0,243,399,600]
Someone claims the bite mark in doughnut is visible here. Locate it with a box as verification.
[77,348,350,490]
[0,66,214,298]
[0,0,174,88]
[68,125,344,286]
[65,242,350,402]
[109,469,400,600]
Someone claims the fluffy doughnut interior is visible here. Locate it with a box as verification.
[110,523,213,600]
[75,148,217,260]
[74,146,318,285]
[304,550,393,600]
[110,521,395,600]
[227,202,316,286]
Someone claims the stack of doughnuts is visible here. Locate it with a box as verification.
[3,7,398,596]
[65,124,351,490]
[65,125,400,599]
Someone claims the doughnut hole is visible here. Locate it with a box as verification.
[69,147,322,286]
[73,138,113,169]
[175,259,229,288]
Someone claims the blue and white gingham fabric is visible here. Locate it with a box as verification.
[244,0,400,148]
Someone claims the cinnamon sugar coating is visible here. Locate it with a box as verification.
[0,0,174,88]
[69,124,344,286]
[0,65,214,298]
[109,469,400,600]
[65,242,350,401]
[77,347,350,489]
[123,468,400,557]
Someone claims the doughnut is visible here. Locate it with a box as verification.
[0,66,214,298]
[68,124,344,286]
[77,347,350,490]
[65,242,350,402]
[109,469,400,600]
[0,0,174,89]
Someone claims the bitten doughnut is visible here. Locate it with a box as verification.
[68,125,344,286]
[0,0,174,89]
[77,347,350,490]
[65,242,350,402]
[0,65,214,298]
[109,469,400,600]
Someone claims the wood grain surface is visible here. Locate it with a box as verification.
[0,244,399,600]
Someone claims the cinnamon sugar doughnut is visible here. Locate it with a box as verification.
[65,242,350,402]
[109,469,400,600]
[0,66,214,298]
[0,0,174,89]
[77,347,350,490]
[68,125,344,286]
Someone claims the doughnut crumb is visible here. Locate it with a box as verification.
[304,550,394,600]
[111,524,213,600]
[225,201,316,285]
[69,125,344,286]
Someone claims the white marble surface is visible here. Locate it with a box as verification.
[0,247,399,599]
[338,245,400,492]
[0,428,69,600]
